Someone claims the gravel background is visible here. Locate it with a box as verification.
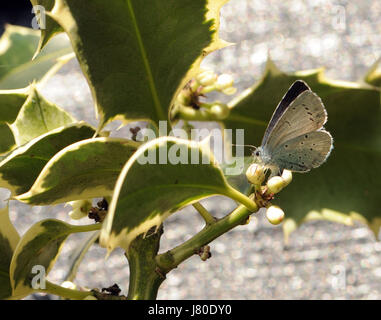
[2,0,381,299]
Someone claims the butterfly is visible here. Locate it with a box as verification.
[253,80,333,175]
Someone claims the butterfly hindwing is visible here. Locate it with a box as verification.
[271,130,333,172]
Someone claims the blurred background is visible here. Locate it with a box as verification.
[0,0,380,299]
[0,1,33,35]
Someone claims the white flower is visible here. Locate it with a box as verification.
[216,74,234,90]
[246,163,266,186]
[196,70,217,86]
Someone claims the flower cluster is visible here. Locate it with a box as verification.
[246,164,293,225]
[196,70,237,96]
[175,70,237,121]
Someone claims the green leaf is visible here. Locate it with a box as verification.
[0,87,29,123]
[223,59,381,235]
[49,0,228,128]
[10,85,76,146]
[9,220,100,298]
[16,138,140,205]
[0,86,76,154]
[10,219,73,298]
[63,231,99,282]
[30,0,64,56]
[0,122,95,195]
[100,136,255,252]
[0,206,20,299]
[0,24,72,89]
[0,123,15,155]
[0,87,29,154]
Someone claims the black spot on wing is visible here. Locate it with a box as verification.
[279,159,309,172]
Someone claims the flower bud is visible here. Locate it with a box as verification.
[222,87,237,95]
[246,163,266,186]
[267,176,285,194]
[210,102,230,120]
[196,70,217,86]
[266,205,285,225]
[281,169,292,187]
[216,74,234,90]
[68,200,92,220]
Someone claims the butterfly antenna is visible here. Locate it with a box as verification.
[231,144,257,151]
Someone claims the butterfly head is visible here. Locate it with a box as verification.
[252,146,280,177]
[252,146,270,165]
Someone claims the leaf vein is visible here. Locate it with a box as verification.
[126,0,165,120]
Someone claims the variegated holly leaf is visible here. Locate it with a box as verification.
[0,88,29,154]
[222,59,381,238]
[9,219,97,298]
[30,0,64,57]
[0,122,95,196]
[47,0,229,129]
[0,206,20,299]
[100,136,255,252]
[16,138,140,205]
[0,123,15,155]
[0,86,77,154]
[0,87,29,123]
[10,85,76,146]
[0,24,72,89]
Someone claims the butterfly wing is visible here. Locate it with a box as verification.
[259,81,332,173]
[261,80,310,146]
[263,90,328,152]
[270,130,333,172]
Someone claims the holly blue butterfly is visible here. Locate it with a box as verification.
[253,80,333,175]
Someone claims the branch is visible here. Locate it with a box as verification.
[156,204,255,273]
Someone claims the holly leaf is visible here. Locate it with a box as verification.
[48,0,229,128]
[0,87,29,123]
[0,206,20,299]
[0,24,72,89]
[10,85,76,146]
[223,59,381,236]
[0,86,29,154]
[30,0,64,56]
[0,123,15,155]
[0,86,76,154]
[9,219,81,298]
[0,122,95,196]
[100,136,254,252]
[16,138,140,205]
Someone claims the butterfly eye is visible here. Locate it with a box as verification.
[255,151,260,157]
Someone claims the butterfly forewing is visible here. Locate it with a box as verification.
[261,80,310,146]
[263,90,327,152]
[271,130,333,172]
